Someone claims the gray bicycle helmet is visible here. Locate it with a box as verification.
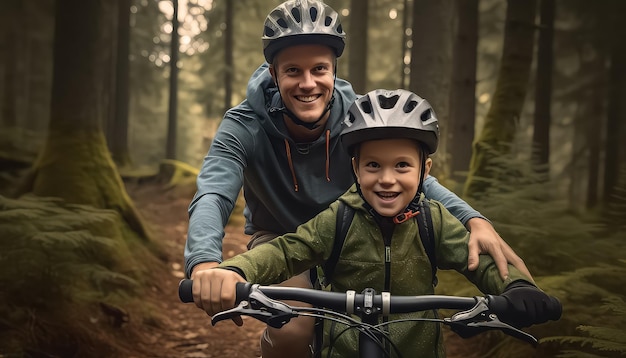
[262,0,346,63]
[341,89,439,155]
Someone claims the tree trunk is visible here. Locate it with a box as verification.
[110,0,132,168]
[399,0,411,89]
[348,0,368,94]
[409,0,453,174]
[166,0,179,160]
[603,0,626,206]
[531,0,554,176]
[27,0,148,239]
[223,0,234,113]
[447,0,478,183]
[463,0,537,197]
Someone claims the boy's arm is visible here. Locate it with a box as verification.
[422,175,533,280]
[219,203,339,284]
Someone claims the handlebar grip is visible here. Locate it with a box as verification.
[546,296,563,321]
[178,279,194,303]
[486,294,509,316]
[488,293,563,323]
[178,280,254,304]
[235,282,253,303]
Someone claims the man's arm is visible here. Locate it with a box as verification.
[184,117,252,278]
[422,175,533,281]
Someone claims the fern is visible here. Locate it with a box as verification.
[448,150,626,357]
[545,295,626,357]
[605,166,626,231]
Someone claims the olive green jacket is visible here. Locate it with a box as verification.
[220,185,531,357]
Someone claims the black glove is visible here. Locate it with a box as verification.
[499,281,562,328]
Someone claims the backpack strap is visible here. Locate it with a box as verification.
[417,199,438,287]
[320,200,355,287]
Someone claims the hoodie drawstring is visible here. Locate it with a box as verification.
[325,129,331,182]
[283,130,332,192]
[284,139,299,192]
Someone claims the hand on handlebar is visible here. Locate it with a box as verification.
[189,267,247,326]
[498,282,562,328]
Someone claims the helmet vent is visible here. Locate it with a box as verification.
[404,100,418,113]
[325,16,332,26]
[277,17,288,28]
[420,109,433,121]
[360,101,373,114]
[346,112,357,125]
[264,26,275,37]
[310,7,318,21]
[337,24,343,33]
[291,8,301,22]
[377,95,399,109]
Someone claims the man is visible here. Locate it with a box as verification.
[185,1,531,357]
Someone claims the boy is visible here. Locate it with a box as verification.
[192,89,558,357]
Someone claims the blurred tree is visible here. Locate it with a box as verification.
[348,0,368,94]
[447,0,478,183]
[166,0,180,160]
[0,0,22,130]
[531,0,554,176]
[21,0,148,238]
[224,0,234,112]
[409,0,453,174]
[399,0,411,88]
[464,0,537,197]
[604,0,626,209]
[107,0,133,168]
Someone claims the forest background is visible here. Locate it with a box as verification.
[0,0,625,357]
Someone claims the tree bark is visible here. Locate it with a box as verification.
[223,0,234,113]
[531,0,555,176]
[448,0,478,183]
[409,0,453,173]
[166,0,179,160]
[27,0,149,239]
[603,0,626,206]
[348,0,368,94]
[110,0,132,168]
[463,0,537,197]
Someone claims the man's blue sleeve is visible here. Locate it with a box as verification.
[422,175,487,226]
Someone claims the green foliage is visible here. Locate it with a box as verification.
[442,151,626,357]
[463,150,613,276]
[605,166,626,231]
[542,262,626,357]
[0,194,158,357]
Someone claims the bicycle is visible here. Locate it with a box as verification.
[178,279,561,358]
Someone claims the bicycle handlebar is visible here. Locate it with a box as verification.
[178,279,561,346]
[179,279,503,313]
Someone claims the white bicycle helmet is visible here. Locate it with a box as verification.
[341,89,440,155]
[262,0,346,63]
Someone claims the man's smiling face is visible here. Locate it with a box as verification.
[270,44,335,125]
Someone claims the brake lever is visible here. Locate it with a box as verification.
[211,288,296,328]
[444,297,538,346]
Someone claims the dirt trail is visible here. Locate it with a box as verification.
[129,181,265,358]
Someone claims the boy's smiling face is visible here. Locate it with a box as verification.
[352,138,432,218]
